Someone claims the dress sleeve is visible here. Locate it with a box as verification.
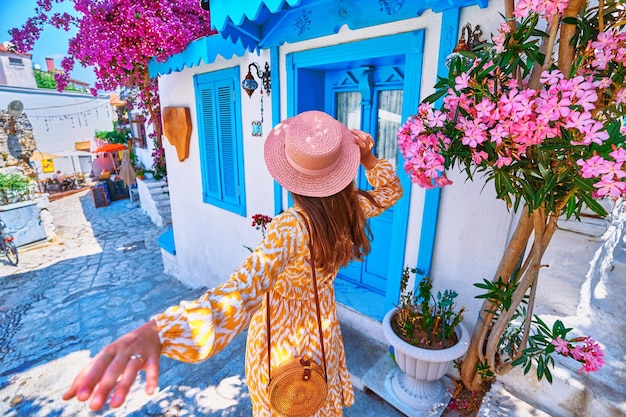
[152,212,299,363]
[360,158,403,218]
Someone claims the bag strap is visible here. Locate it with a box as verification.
[266,212,328,382]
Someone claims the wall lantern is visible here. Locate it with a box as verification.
[444,23,483,69]
[242,62,271,98]
[200,0,210,11]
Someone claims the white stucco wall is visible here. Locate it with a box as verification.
[158,51,277,288]
[0,85,114,176]
[158,3,512,312]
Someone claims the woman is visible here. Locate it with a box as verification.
[63,110,403,416]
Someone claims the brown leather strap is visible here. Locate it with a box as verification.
[266,292,271,381]
[303,217,328,380]
[266,212,328,382]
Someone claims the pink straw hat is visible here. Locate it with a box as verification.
[264,111,360,197]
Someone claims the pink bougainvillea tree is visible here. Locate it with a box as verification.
[10,0,215,175]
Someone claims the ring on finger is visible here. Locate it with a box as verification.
[129,353,144,365]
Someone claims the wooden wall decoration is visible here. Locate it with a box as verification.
[162,107,192,162]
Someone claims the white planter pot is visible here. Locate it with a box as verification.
[382,308,470,410]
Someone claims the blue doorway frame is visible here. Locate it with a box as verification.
[286,31,424,318]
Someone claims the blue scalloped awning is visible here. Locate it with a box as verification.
[150,0,489,76]
[148,34,247,77]
[212,0,489,50]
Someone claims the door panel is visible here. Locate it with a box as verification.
[328,66,403,295]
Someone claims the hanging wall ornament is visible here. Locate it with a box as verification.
[260,93,264,123]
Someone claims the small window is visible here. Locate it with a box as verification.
[130,116,147,148]
[8,57,23,66]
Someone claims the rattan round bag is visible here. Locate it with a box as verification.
[268,356,327,417]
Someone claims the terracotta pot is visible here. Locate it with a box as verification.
[382,308,470,410]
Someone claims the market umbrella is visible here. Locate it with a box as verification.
[92,143,127,174]
[29,150,61,161]
[118,150,136,187]
[28,150,62,192]
[92,143,127,153]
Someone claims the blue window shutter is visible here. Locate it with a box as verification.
[194,67,246,216]
[198,84,221,200]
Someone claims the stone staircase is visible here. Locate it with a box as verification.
[135,178,171,227]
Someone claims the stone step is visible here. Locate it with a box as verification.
[141,179,168,189]
[478,381,553,417]
[152,193,170,203]
[490,362,625,417]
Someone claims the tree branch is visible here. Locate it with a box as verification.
[558,0,586,78]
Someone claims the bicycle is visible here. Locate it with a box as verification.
[0,219,19,266]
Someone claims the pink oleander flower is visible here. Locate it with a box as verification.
[551,336,569,355]
[574,336,605,373]
[455,72,471,91]
[397,2,626,209]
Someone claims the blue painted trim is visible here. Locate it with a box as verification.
[148,35,247,78]
[414,8,461,280]
[270,46,284,215]
[158,229,176,255]
[384,32,426,312]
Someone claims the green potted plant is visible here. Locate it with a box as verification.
[134,163,146,180]
[0,173,30,205]
[382,267,469,411]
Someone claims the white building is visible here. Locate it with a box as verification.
[146,1,622,415]
[149,0,507,323]
[0,43,37,88]
[0,44,115,178]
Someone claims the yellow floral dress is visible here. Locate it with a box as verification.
[153,159,402,416]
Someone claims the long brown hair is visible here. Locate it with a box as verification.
[293,182,380,274]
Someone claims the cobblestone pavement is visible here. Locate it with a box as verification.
[0,190,404,417]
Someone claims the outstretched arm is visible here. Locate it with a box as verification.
[62,320,162,411]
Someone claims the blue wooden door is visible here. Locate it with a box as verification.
[325,66,404,295]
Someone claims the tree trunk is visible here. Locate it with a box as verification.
[460,206,559,391]
[141,70,163,148]
[460,206,532,390]
[459,0,586,392]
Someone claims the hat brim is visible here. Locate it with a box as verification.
[264,113,360,197]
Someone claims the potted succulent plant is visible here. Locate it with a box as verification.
[382,267,469,411]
